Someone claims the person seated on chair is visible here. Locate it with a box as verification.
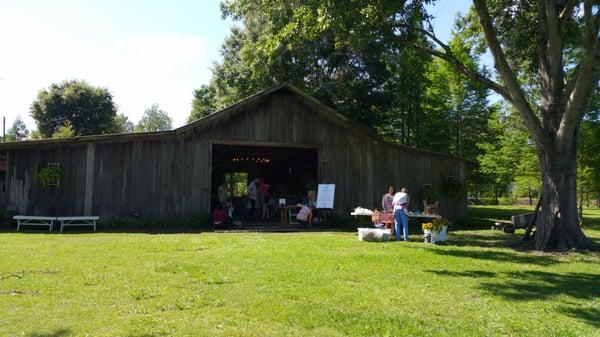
[296,203,313,228]
[212,207,227,228]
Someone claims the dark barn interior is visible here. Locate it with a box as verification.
[211,144,318,220]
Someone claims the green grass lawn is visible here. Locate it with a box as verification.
[1,208,599,336]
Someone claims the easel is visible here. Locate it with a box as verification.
[316,184,335,226]
[318,208,332,224]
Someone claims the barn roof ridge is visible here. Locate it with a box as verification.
[175,82,380,140]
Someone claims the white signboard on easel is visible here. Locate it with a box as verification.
[316,184,335,209]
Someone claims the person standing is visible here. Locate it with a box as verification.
[258,178,270,220]
[247,178,259,221]
[217,180,231,208]
[381,186,395,213]
[393,187,410,241]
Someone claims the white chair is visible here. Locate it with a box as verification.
[289,210,299,225]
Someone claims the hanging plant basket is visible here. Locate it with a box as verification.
[38,164,61,186]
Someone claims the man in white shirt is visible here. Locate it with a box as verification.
[392,187,410,241]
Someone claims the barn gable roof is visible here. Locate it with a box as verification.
[0,83,466,162]
[175,82,380,140]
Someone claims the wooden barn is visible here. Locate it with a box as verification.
[0,83,468,222]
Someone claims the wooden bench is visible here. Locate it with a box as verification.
[14,216,56,232]
[57,216,99,232]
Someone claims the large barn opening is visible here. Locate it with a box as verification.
[211,144,318,222]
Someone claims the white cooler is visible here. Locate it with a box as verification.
[357,228,391,242]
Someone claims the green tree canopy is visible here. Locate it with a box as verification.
[30,80,117,138]
[52,121,76,139]
[135,104,173,132]
[188,85,217,123]
[110,113,135,134]
[421,14,494,159]
[190,0,433,136]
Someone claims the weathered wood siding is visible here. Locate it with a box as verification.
[2,88,467,220]
[4,136,211,219]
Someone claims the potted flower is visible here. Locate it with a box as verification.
[422,222,435,243]
[422,217,450,243]
[422,184,439,215]
[431,217,450,242]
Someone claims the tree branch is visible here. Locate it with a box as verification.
[413,45,511,100]
[560,0,579,32]
[473,0,549,148]
[543,0,564,85]
[537,0,565,131]
[400,24,511,100]
[558,1,600,150]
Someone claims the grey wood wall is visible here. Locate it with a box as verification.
[1,90,467,221]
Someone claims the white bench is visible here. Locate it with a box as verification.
[57,216,99,232]
[14,216,56,232]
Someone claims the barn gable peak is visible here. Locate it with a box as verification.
[175,82,380,141]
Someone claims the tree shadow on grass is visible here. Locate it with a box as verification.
[427,269,497,278]
[559,306,600,328]
[428,269,600,328]
[27,328,71,337]
[478,270,600,301]
[442,232,526,249]
[428,246,560,266]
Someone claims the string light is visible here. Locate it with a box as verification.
[232,156,271,164]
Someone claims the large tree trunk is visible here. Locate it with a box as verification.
[534,144,598,251]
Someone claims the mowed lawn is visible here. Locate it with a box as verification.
[1,208,599,336]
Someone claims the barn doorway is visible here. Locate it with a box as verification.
[211,144,318,222]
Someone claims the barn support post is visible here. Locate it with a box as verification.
[83,143,95,215]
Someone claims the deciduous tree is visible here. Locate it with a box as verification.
[30,80,117,137]
[135,104,172,132]
[412,0,600,250]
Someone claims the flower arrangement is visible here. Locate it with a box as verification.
[431,217,449,230]
[423,217,450,244]
[422,222,434,231]
[422,218,449,232]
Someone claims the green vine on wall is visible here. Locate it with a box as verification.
[38,165,61,186]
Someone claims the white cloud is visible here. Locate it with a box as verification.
[0,10,213,131]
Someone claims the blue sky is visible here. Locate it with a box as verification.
[0,0,473,129]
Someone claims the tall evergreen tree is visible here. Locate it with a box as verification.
[5,116,28,141]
